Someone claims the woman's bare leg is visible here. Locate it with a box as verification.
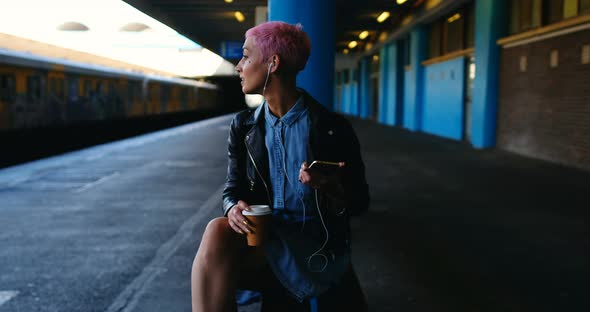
[191,217,242,312]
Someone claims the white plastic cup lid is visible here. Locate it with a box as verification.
[242,205,272,216]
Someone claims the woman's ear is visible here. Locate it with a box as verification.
[269,55,280,73]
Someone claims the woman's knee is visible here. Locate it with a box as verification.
[196,218,239,266]
[204,217,233,240]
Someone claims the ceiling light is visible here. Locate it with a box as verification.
[343,49,349,54]
[365,43,373,51]
[57,21,89,31]
[120,22,150,32]
[447,13,461,23]
[224,0,233,3]
[348,41,358,49]
[426,0,443,10]
[402,15,414,26]
[373,55,379,62]
[377,11,390,23]
[358,31,369,40]
[396,0,408,4]
[234,11,245,22]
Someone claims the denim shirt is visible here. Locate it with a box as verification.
[261,98,349,302]
[264,97,314,221]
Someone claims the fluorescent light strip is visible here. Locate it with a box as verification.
[234,11,245,22]
[377,11,390,23]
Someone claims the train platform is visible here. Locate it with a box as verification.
[0,113,589,312]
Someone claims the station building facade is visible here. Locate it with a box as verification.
[335,0,590,171]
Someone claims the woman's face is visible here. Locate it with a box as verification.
[235,36,268,94]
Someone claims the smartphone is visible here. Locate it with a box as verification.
[308,160,344,173]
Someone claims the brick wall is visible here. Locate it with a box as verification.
[497,27,590,171]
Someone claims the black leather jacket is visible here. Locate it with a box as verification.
[222,90,369,251]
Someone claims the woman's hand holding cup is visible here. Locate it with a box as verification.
[229,202,272,246]
[228,200,251,235]
[241,205,272,246]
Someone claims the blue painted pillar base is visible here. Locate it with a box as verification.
[471,0,507,148]
[379,42,400,126]
[358,57,370,118]
[269,0,335,110]
[378,45,388,124]
[403,27,427,131]
[338,68,360,115]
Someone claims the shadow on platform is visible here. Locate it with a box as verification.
[348,117,590,312]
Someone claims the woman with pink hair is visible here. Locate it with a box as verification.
[191,21,369,311]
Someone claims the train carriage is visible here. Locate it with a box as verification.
[0,48,219,131]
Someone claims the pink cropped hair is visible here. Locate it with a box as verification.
[245,21,311,74]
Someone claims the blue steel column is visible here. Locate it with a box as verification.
[351,68,359,116]
[403,27,427,131]
[268,0,335,110]
[342,69,352,114]
[380,42,399,126]
[378,45,389,124]
[333,75,339,112]
[358,57,370,118]
[471,0,507,148]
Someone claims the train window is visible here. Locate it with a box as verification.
[57,79,65,101]
[127,82,135,102]
[27,75,42,102]
[136,83,142,100]
[83,80,92,97]
[171,86,179,101]
[49,78,66,101]
[160,84,170,103]
[187,87,194,102]
[108,81,116,96]
[68,79,78,101]
[96,81,103,95]
[116,81,126,102]
[0,74,16,103]
[49,78,54,94]
[148,84,157,101]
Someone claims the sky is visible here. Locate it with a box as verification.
[0,0,237,77]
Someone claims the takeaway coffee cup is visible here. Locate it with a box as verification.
[242,205,272,246]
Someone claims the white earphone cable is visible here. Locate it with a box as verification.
[262,62,272,97]
[278,131,329,272]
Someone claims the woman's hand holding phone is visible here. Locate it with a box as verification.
[308,160,345,173]
[298,160,345,190]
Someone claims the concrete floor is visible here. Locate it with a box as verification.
[350,118,590,312]
[1,114,589,311]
